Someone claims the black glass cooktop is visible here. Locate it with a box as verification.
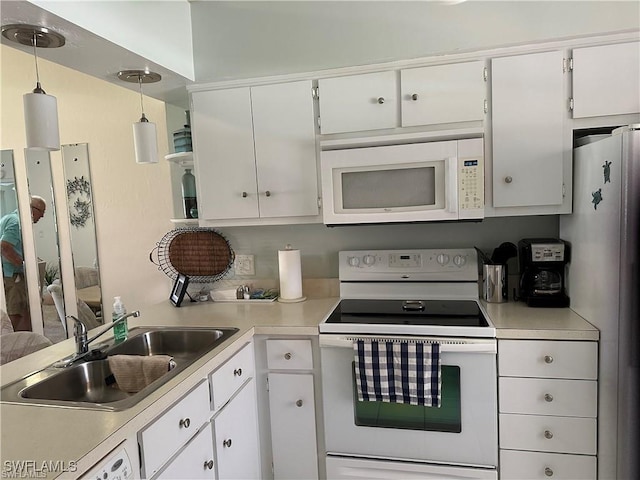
[325,299,489,328]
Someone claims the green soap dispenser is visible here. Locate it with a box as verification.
[112,296,128,343]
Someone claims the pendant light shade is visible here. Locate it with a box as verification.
[133,115,159,164]
[2,24,65,151]
[23,90,60,151]
[118,69,162,165]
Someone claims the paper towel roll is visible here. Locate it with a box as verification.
[278,248,304,301]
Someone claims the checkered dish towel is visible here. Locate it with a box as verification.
[353,339,441,407]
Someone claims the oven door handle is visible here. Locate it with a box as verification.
[319,335,496,354]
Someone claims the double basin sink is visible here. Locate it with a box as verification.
[0,326,238,411]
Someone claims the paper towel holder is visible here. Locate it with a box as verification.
[277,244,306,303]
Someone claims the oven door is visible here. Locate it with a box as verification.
[320,335,498,469]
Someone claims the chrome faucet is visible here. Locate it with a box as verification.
[67,311,141,355]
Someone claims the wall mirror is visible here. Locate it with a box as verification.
[1,150,32,332]
[24,150,67,343]
[61,143,102,325]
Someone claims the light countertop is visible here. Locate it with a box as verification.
[0,296,596,478]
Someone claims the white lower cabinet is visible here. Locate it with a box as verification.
[268,373,318,479]
[138,380,211,478]
[497,339,598,480]
[213,378,261,479]
[154,423,215,480]
[500,450,596,480]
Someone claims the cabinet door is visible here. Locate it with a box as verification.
[155,423,215,480]
[491,51,565,208]
[572,41,640,118]
[268,373,319,479]
[214,379,261,480]
[191,88,259,220]
[318,71,398,134]
[252,81,319,218]
[401,61,486,127]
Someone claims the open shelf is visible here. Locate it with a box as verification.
[165,152,194,167]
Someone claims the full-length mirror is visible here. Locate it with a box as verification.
[24,150,67,343]
[62,143,102,325]
[1,149,33,333]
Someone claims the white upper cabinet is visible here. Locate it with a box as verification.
[191,80,318,223]
[571,41,640,118]
[401,61,486,127]
[318,71,398,134]
[490,50,566,209]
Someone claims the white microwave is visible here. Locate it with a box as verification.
[320,138,484,225]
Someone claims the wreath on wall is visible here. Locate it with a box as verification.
[67,175,92,228]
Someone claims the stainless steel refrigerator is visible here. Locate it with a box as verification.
[560,124,639,480]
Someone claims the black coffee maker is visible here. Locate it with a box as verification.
[518,238,570,307]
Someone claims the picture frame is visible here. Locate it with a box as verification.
[170,274,190,307]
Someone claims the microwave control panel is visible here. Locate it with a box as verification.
[459,156,484,213]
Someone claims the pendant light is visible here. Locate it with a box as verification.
[118,69,162,164]
[2,24,66,151]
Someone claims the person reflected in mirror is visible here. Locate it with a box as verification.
[0,195,47,331]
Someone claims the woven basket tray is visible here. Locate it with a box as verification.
[150,228,234,283]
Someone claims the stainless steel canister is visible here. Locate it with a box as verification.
[483,264,507,303]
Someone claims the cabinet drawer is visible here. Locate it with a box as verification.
[499,414,596,455]
[154,422,215,480]
[500,450,596,480]
[139,380,211,477]
[499,377,597,417]
[498,340,597,379]
[210,342,255,412]
[266,339,313,370]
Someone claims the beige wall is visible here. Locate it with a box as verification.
[1,44,174,318]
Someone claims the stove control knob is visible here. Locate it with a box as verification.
[453,255,467,266]
[436,253,450,266]
[363,255,376,266]
[348,256,360,267]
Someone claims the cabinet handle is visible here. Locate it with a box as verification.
[233,368,242,377]
[179,418,191,429]
[204,460,214,470]
[544,355,554,364]
[296,399,303,407]
[242,192,248,198]
[377,97,385,104]
[411,93,419,101]
[545,467,554,477]
[544,430,554,439]
[284,352,292,360]
[544,393,554,402]
[223,438,232,448]
[504,176,513,184]
[265,190,271,197]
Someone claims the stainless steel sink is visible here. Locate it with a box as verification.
[0,326,239,410]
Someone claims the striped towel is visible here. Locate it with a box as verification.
[353,339,441,407]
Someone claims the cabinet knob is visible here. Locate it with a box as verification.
[544,355,554,364]
[544,467,554,477]
[233,368,242,377]
[242,191,248,198]
[544,393,554,402]
[223,438,233,448]
[296,399,303,407]
[204,460,214,470]
[377,97,385,104]
[504,176,513,184]
[544,430,554,439]
[265,190,271,197]
[284,352,292,360]
[411,93,419,101]
[179,418,191,429]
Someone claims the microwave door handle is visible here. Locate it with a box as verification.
[446,157,458,213]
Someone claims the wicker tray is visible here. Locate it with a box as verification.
[150,228,234,283]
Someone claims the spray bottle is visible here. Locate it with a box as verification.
[112,296,128,343]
